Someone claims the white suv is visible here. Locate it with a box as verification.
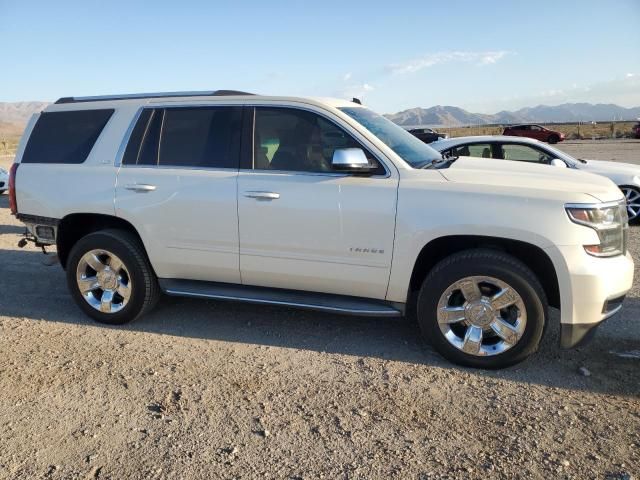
[9,91,634,368]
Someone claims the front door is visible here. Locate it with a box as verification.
[237,106,398,300]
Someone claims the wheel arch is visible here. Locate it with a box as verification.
[57,213,146,270]
[408,235,560,310]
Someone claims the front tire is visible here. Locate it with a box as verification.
[417,249,547,369]
[66,229,159,325]
[547,134,559,144]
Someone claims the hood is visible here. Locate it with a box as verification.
[577,159,640,177]
[437,156,623,203]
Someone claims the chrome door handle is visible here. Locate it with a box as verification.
[243,191,280,200]
[125,184,157,193]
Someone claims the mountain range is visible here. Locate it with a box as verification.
[0,101,639,136]
[385,103,640,127]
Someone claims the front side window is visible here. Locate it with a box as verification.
[339,107,441,168]
[500,144,553,164]
[123,106,242,168]
[253,107,383,174]
[449,143,494,159]
[22,109,114,164]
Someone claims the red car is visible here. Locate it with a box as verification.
[633,122,640,139]
[503,124,565,144]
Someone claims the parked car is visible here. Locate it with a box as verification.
[503,124,565,144]
[408,127,448,144]
[434,135,640,222]
[10,91,632,369]
[0,167,7,194]
[633,122,640,139]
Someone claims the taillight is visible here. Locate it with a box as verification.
[8,163,18,215]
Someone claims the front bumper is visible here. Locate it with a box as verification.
[545,245,634,348]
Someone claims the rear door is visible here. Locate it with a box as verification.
[115,105,243,283]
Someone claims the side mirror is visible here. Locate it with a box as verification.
[332,148,375,173]
[550,158,567,167]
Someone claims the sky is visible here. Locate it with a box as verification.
[1,0,639,114]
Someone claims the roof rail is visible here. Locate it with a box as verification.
[54,90,255,104]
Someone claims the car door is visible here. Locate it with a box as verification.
[237,106,399,300]
[115,105,243,283]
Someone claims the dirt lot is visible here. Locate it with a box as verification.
[0,142,638,479]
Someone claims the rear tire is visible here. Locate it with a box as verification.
[416,249,547,369]
[66,229,159,325]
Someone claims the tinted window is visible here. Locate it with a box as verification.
[253,107,383,174]
[137,110,163,166]
[122,109,152,165]
[159,107,242,168]
[450,143,494,158]
[22,109,113,164]
[501,144,553,163]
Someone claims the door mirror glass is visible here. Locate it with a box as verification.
[550,158,567,167]
[332,148,374,173]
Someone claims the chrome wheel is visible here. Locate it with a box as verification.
[622,187,640,221]
[437,276,527,357]
[76,249,132,314]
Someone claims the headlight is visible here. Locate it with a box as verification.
[0,167,6,175]
[566,201,628,257]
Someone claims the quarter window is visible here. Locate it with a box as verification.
[253,107,383,174]
[22,109,114,164]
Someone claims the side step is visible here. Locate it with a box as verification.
[159,279,404,317]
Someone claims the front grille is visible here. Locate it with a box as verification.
[602,295,626,314]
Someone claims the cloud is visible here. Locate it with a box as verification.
[338,82,375,99]
[343,72,352,81]
[387,50,510,75]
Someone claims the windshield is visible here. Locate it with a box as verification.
[540,143,579,166]
[339,107,442,168]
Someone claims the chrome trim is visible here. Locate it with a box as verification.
[163,288,402,317]
[602,303,623,321]
[125,184,157,192]
[243,191,280,200]
[565,200,625,210]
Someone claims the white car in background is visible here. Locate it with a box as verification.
[0,167,8,194]
[434,136,640,222]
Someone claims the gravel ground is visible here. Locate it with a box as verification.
[0,142,638,479]
[555,139,640,165]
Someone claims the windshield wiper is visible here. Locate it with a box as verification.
[422,155,459,169]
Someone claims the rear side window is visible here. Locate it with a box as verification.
[123,106,242,169]
[22,109,113,164]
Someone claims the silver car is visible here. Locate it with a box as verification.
[434,135,640,222]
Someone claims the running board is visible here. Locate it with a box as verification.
[159,279,404,317]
